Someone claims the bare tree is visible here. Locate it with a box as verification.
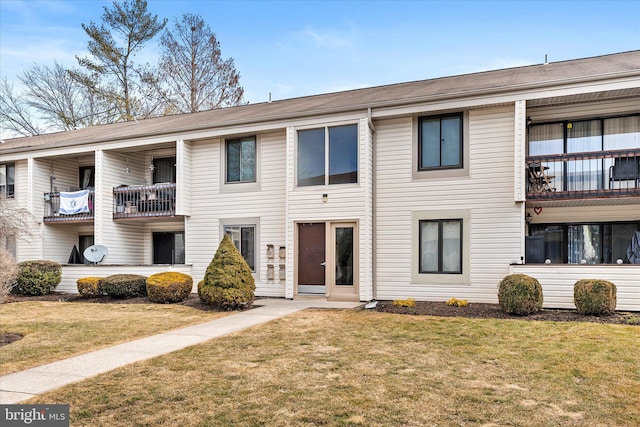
[0,78,42,137]
[0,196,37,302]
[151,13,244,114]
[20,62,117,131]
[72,0,166,121]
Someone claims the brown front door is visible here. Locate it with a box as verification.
[298,223,326,294]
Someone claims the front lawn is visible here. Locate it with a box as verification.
[0,301,228,375]
[26,309,640,426]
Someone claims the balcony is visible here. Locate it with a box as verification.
[43,190,95,223]
[113,183,176,219]
[526,149,640,201]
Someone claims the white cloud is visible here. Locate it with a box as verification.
[298,25,357,49]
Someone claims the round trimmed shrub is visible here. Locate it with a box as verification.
[12,260,62,296]
[146,272,193,303]
[77,277,104,297]
[574,279,616,315]
[199,235,255,310]
[498,274,543,315]
[100,274,147,298]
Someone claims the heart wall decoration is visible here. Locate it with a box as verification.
[533,207,543,215]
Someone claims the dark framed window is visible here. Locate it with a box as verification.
[224,225,255,271]
[153,157,176,184]
[0,163,15,198]
[79,235,94,264]
[529,222,640,264]
[226,137,256,183]
[419,219,462,273]
[153,232,185,264]
[297,124,358,186]
[418,113,463,170]
[79,166,95,189]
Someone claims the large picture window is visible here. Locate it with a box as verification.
[0,163,15,198]
[224,225,256,271]
[529,222,639,264]
[419,219,462,274]
[297,124,358,186]
[226,137,256,183]
[418,113,463,170]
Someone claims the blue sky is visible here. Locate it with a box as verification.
[1,0,639,105]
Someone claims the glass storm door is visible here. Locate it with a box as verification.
[327,222,359,301]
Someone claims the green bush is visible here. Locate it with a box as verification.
[146,272,193,303]
[199,235,255,310]
[100,274,147,299]
[498,274,543,315]
[12,260,62,296]
[77,277,104,297]
[574,279,617,315]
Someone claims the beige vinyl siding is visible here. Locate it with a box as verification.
[176,140,191,215]
[511,264,640,311]
[187,131,287,297]
[528,98,640,123]
[526,205,639,225]
[98,151,145,264]
[375,106,522,303]
[285,117,371,301]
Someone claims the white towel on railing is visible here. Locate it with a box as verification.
[59,190,90,215]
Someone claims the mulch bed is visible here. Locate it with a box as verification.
[376,301,640,325]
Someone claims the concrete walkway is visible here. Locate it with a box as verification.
[0,298,362,404]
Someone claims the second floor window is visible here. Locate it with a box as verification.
[418,113,463,170]
[0,163,15,198]
[297,124,358,187]
[153,157,176,184]
[226,137,256,183]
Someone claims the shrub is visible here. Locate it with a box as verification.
[100,274,147,299]
[146,272,193,303]
[12,260,62,296]
[574,279,617,316]
[77,277,103,297]
[199,235,255,309]
[393,298,416,307]
[446,297,469,307]
[498,274,543,315]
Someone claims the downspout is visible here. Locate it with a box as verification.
[368,107,377,303]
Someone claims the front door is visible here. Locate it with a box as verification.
[297,223,326,294]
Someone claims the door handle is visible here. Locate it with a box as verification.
[320,261,326,266]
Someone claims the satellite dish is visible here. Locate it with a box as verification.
[83,245,108,264]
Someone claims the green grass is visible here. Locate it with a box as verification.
[23,309,640,426]
[0,301,228,375]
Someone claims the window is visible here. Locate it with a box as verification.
[226,137,256,183]
[0,163,15,198]
[529,222,639,264]
[79,235,94,264]
[419,219,462,273]
[297,124,358,186]
[153,157,176,184]
[153,232,185,264]
[419,113,462,170]
[527,115,640,192]
[224,225,255,271]
[79,166,95,189]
